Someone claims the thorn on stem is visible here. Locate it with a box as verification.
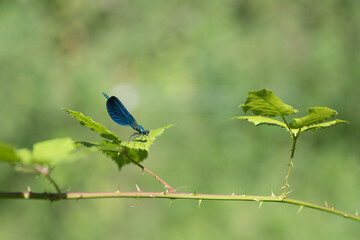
[258,201,263,209]
[198,199,202,208]
[286,189,293,195]
[23,191,30,199]
[175,186,187,192]
[325,200,329,208]
[168,199,174,207]
[135,184,142,192]
[297,205,304,214]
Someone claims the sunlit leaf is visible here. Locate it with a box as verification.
[233,116,287,128]
[32,138,77,166]
[120,125,174,151]
[85,141,121,152]
[0,142,20,163]
[300,119,349,132]
[290,107,337,129]
[1,138,85,171]
[63,108,120,143]
[15,148,32,165]
[241,89,298,117]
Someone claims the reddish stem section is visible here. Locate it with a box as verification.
[142,167,175,192]
[123,150,175,192]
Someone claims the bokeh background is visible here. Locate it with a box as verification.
[0,0,359,239]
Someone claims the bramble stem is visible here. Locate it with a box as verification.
[0,190,358,222]
[123,150,176,192]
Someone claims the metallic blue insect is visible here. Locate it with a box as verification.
[103,92,149,140]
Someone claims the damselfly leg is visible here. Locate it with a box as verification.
[128,132,150,143]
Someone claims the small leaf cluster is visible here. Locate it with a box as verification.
[63,108,172,170]
[0,138,83,177]
[234,89,348,136]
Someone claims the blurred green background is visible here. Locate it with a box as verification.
[1,0,359,239]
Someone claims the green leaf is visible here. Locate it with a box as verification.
[32,138,78,166]
[15,148,32,164]
[233,116,287,128]
[299,119,349,132]
[120,125,174,151]
[290,107,337,129]
[78,141,148,170]
[1,138,85,170]
[63,108,120,143]
[108,148,148,170]
[241,89,298,117]
[82,141,121,152]
[0,142,21,163]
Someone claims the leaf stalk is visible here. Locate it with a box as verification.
[281,133,298,197]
